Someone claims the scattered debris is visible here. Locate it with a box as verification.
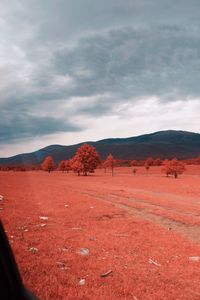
[172,255,179,259]
[40,223,47,228]
[56,261,70,270]
[56,261,65,267]
[100,270,112,277]
[0,195,4,201]
[78,248,90,256]
[79,279,86,286]
[62,247,69,252]
[39,216,48,220]
[17,226,24,230]
[17,226,28,232]
[36,223,47,228]
[29,247,38,253]
[148,259,161,267]
[189,256,200,262]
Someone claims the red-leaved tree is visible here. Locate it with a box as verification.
[58,160,72,173]
[144,157,154,171]
[71,158,83,176]
[153,158,162,166]
[104,154,116,176]
[41,156,55,173]
[58,160,66,172]
[161,158,186,178]
[132,168,137,175]
[65,159,72,173]
[131,160,138,166]
[71,144,100,176]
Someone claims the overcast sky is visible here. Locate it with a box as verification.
[1,0,200,157]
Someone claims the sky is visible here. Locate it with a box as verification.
[1,0,200,157]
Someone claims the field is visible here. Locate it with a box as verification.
[1,166,200,300]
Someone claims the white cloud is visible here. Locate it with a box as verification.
[1,97,199,157]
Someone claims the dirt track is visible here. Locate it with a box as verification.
[82,188,200,244]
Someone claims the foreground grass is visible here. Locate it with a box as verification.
[1,168,200,299]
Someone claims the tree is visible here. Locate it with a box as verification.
[131,160,138,166]
[145,157,154,171]
[132,168,137,175]
[71,144,100,176]
[41,156,55,173]
[153,158,162,166]
[71,158,83,176]
[58,160,72,173]
[104,154,116,176]
[58,160,66,173]
[65,160,72,173]
[102,160,108,173]
[144,161,150,171]
[193,156,200,165]
[161,158,186,178]
[161,160,171,177]
[146,157,154,165]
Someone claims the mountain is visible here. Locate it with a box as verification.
[0,130,200,166]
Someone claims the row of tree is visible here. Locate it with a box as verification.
[42,144,102,176]
[1,150,200,173]
[41,143,187,178]
[42,144,117,176]
[0,164,41,171]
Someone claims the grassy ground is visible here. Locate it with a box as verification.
[1,166,200,299]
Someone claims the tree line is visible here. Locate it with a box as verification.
[1,143,200,178]
[41,143,186,178]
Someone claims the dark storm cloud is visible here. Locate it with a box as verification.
[1,0,200,143]
[4,0,200,42]
[0,113,80,143]
[52,24,200,102]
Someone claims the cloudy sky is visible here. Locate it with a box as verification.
[1,0,200,157]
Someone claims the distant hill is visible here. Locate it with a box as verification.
[1,130,200,166]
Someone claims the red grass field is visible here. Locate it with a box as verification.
[1,166,200,300]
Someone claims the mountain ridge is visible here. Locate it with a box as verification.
[1,130,200,165]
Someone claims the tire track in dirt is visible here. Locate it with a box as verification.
[122,187,200,214]
[110,192,200,218]
[82,191,200,244]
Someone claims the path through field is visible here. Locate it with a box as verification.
[81,184,200,244]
